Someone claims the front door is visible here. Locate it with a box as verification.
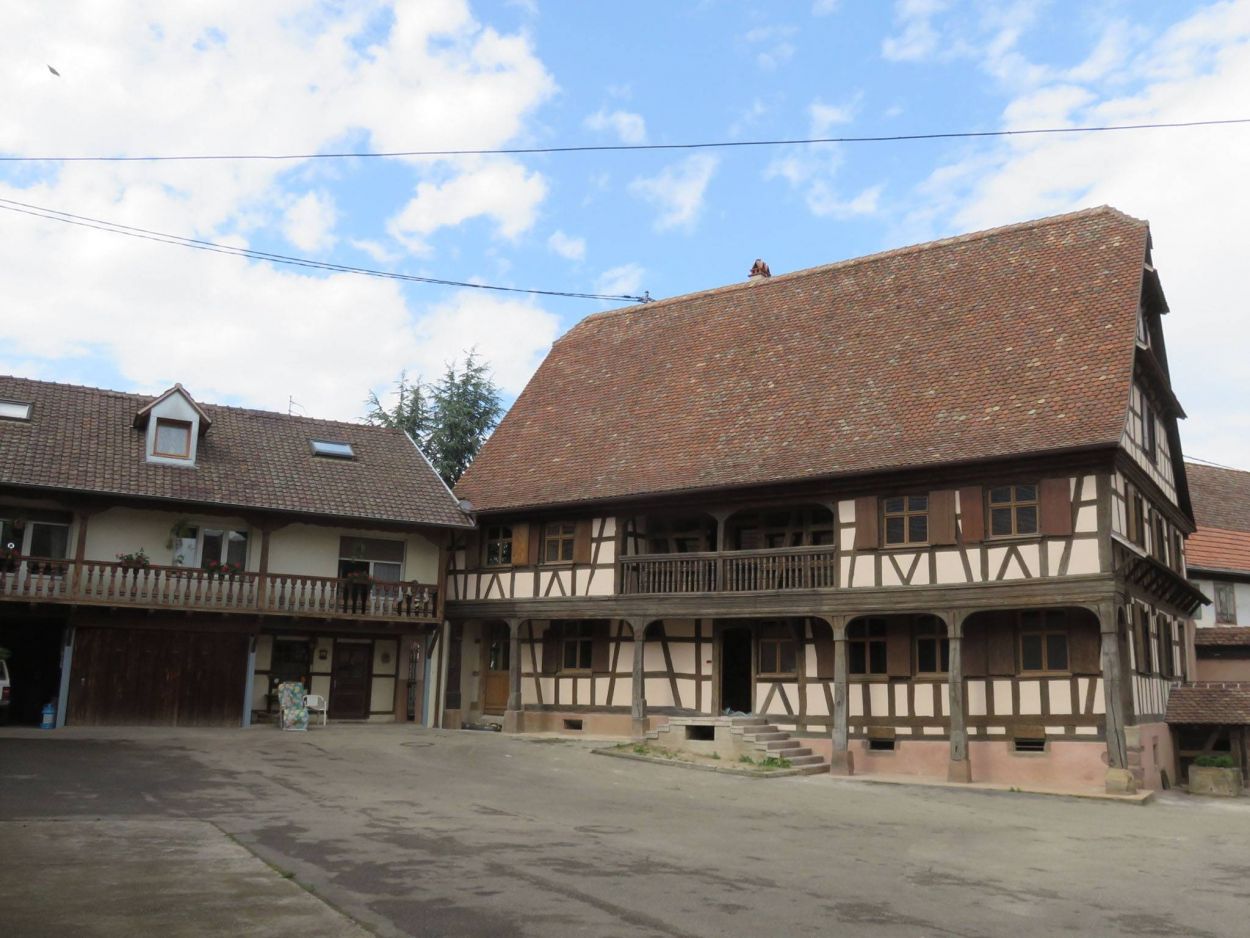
[720,626,753,715]
[330,641,372,719]
[482,623,510,714]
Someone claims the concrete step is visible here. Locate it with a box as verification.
[742,730,786,742]
[729,717,769,727]
[792,763,832,775]
[760,739,803,752]
[784,755,826,767]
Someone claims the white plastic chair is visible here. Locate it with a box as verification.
[304,694,328,726]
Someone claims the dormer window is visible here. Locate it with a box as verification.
[311,440,354,459]
[0,400,32,421]
[154,419,192,459]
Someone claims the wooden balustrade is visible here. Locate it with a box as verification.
[619,546,838,594]
[0,556,438,621]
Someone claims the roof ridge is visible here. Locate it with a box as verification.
[576,205,1145,330]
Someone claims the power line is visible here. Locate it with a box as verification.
[0,197,648,303]
[1,117,1248,163]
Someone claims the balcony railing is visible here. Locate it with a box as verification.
[0,556,439,621]
[619,545,838,594]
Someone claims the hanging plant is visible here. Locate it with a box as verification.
[166,518,195,549]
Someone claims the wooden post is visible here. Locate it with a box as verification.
[829,616,852,776]
[1100,601,1135,792]
[503,618,525,733]
[70,508,93,595]
[947,611,971,783]
[631,618,648,738]
[255,527,272,609]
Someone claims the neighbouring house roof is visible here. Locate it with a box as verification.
[1166,683,1250,725]
[458,206,1152,512]
[0,375,471,528]
[1194,627,1250,648]
[1185,463,1250,575]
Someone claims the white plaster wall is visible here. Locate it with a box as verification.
[1192,577,1250,627]
[144,390,203,466]
[268,524,439,582]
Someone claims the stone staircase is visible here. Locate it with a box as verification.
[645,715,830,775]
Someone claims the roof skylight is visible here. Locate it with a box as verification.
[311,439,354,459]
[0,400,32,421]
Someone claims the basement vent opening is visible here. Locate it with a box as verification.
[562,719,583,732]
[868,738,896,752]
[1014,737,1047,753]
[685,725,715,741]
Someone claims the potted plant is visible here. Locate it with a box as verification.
[1188,754,1244,797]
[116,549,151,571]
[204,559,243,580]
[342,568,373,612]
[0,542,18,574]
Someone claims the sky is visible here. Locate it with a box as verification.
[2,0,1249,468]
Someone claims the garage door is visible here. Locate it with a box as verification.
[68,627,248,726]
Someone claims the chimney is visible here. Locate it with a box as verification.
[748,258,771,280]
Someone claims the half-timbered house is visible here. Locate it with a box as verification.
[444,206,1204,793]
[0,377,472,726]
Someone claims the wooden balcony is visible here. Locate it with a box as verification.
[619,546,838,595]
[0,556,439,623]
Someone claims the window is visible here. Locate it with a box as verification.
[1158,616,1174,679]
[1141,399,1157,464]
[1135,607,1153,674]
[883,495,928,546]
[28,522,69,560]
[1019,611,1069,672]
[0,400,31,421]
[484,525,513,566]
[0,518,17,552]
[988,485,1038,536]
[1171,531,1185,574]
[848,618,888,675]
[758,622,797,676]
[311,439,354,459]
[1177,624,1187,681]
[154,418,192,459]
[914,616,949,674]
[338,536,404,582]
[562,621,594,671]
[543,521,576,563]
[1129,492,1146,548]
[201,529,248,570]
[1215,582,1237,625]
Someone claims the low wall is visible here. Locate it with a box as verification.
[1129,722,1177,790]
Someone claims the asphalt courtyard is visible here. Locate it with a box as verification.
[1,725,1248,937]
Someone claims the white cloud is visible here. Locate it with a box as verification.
[628,154,719,232]
[812,0,839,15]
[764,96,877,219]
[282,190,338,252]
[882,0,948,62]
[809,97,859,134]
[547,230,586,261]
[595,263,646,298]
[349,238,401,264]
[904,2,1250,467]
[388,159,548,253]
[584,108,647,144]
[744,24,798,70]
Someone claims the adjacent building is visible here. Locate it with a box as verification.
[446,207,1204,793]
[0,378,472,726]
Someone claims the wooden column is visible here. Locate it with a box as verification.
[1100,601,1134,792]
[69,508,94,595]
[946,611,971,783]
[829,616,852,776]
[630,618,649,738]
[442,621,463,729]
[711,510,731,592]
[255,527,272,608]
[503,618,525,734]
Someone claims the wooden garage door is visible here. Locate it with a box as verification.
[69,628,248,726]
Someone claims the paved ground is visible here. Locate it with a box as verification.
[2,725,1248,938]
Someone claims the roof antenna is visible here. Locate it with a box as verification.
[639,290,653,304]
[287,396,305,416]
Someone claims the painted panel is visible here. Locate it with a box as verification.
[893,683,908,717]
[868,682,888,716]
[1075,504,1097,533]
[806,684,829,717]
[968,680,987,717]
[1048,679,1072,715]
[852,555,874,587]
[935,550,966,584]
[1018,680,1041,715]
[646,677,673,707]
[849,687,864,717]
[1067,538,1101,574]
[373,640,398,677]
[992,679,1012,715]
[370,677,395,713]
[914,685,934,717]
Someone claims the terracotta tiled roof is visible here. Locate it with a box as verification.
[0,376,471,528]
[1166,683,1250,725]
[1185,462,1250,533]
[1186,527,1250,576]
[458,206,1149,512]
[1194,627,1250,647]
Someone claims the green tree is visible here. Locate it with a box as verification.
[367,353,502,486]
[426,352,503,486]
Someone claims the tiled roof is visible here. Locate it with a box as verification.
[1186,527,1250,576]
[1185,462,1250,533]
[457,206,1149,512]
[0,376,471,528]
[1166,683,1250,725]
[1194,627,1250,647]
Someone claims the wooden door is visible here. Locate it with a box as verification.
[482,623,510,714]
[330,641,372,719]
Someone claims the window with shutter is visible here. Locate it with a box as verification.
[848,618,887,675]
[988,485,1039,537]
[882,495,928,546]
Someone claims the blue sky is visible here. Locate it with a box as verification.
[3,1,1250,466]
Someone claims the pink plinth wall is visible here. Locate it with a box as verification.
[1129,722,1178,791]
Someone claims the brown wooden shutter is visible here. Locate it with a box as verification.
[986,615,1016,676]
[540,623,561,674]
[812,621,836,679]
[959,486,984,543]
[527,524,543,566]
[463,530,480,568]
[885,618,911,677]
[853,497,879,550]
[573,520,594,564]
[510,523,530,568]
[961,618,988,677]
[928,490,957,545]
[591,621,612,673]
[1039,478,1073,536]
[1068,617,1100,674]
